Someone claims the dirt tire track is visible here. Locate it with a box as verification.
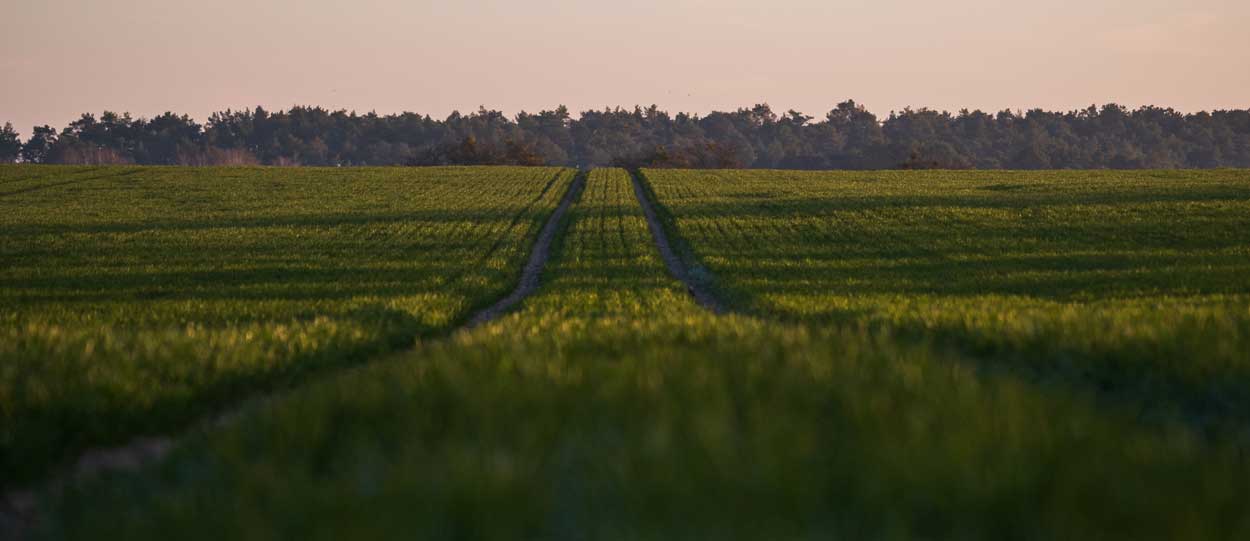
[0,169,588,540]
[628,169,727,314]
[0,167,143,198]
[466,170,586,327]
[440,168,566,293]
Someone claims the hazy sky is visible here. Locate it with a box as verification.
[3,0,1248,135]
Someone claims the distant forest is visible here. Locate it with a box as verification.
[2,101,1249,169]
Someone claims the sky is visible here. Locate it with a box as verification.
[2,0,1248,136]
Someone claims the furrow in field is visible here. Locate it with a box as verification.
[0,167,143,198]
[440,169,570,295]
[628,169,726,314]
[466,171,587,326]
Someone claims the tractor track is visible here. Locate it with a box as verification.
[628,169,728,315]
[465,170,585,327]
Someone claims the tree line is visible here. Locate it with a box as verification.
[2,101,1248,169]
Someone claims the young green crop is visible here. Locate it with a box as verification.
[0,164,575,487]
[34,169,1250,540]
[641,168,1250,439]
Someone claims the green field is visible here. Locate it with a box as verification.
[0,165,575,486]
[4,166,1250,539]
[640,168,1250,440]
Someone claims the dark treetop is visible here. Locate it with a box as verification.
[3,101,1249,169]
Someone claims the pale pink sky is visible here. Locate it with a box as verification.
[2,0,1248,136]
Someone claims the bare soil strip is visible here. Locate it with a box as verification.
[628,169,727,314]
[466,170,586,326]
[0,171,588,539]
[440,169,566,290]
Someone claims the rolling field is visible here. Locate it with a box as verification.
[0,165,576,487]
[19,168,1250,539]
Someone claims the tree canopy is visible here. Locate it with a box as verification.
[4,102,1249,168]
